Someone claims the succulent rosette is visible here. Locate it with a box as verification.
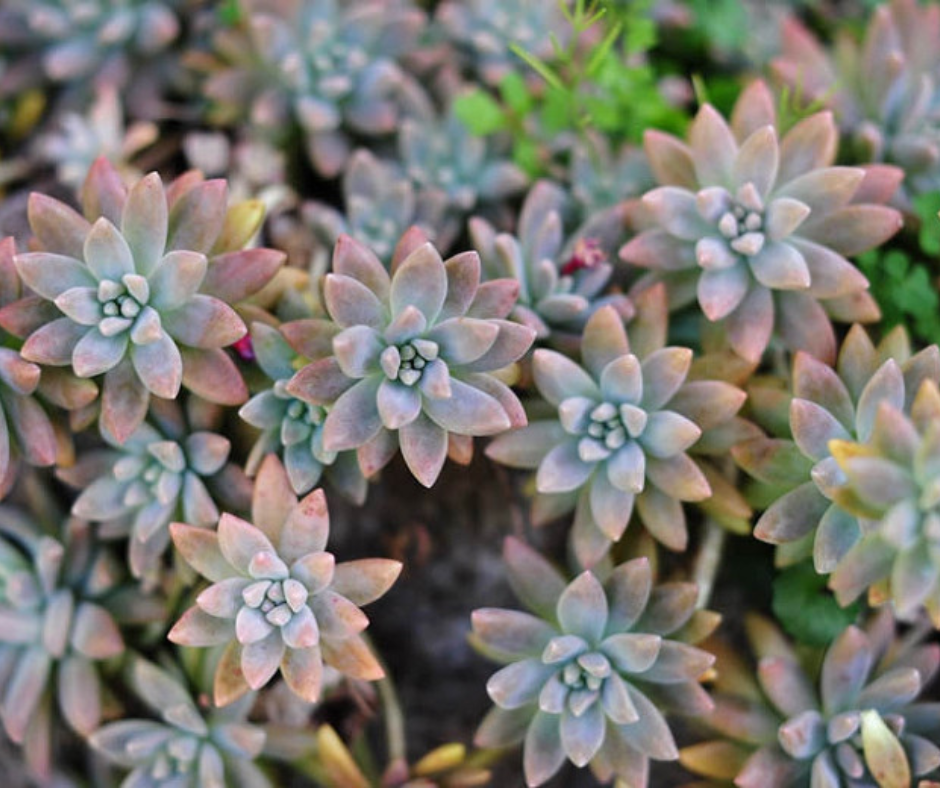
[0,514,160,779]
[0,0,179,96]
[621,80,902,364]
[60,404,242,580]
[435,0,568,87]
[303,148,448,264]
[469,180,634,343]
[35,86,157,191]
[200,0,427,177]
[822,376,940,623]
[568,136,655,222]
[487,303,747,566]
[735,325,940,609]
[285,231,536,488]
[399,109,528,235]
[169,455,401,705]
[681,612,940,787]
[0,158,283,442]
[472,538,718,788]
[239,321,367,503]
[772,0,940,200]
[90,657,269,788]
[0,238,58,498]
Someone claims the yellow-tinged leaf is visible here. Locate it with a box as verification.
[744,613,796,662]
[912,379,940,428]
[925,595,940,629]
[827,439,877,467]
[413,743,466,776]
[316,725,370,788]
[213,199,266,254]
[868,578,891,608]
[448,768,493,787]
[860,709,911,788]
[679,741,751,780]
[829,485,883,519]
[11,91,45,140]
[213,640,250,707]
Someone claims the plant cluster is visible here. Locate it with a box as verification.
[0,1,938,787]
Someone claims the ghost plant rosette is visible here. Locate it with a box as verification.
[62,415,237,579]
[621,80,903,364]
[0,0,179,95]
[285,230,536,487]
[90,658,269,788]
[469,179,633,344]
[200,0,427,177]
[823,376,940,623]
[239,321,367,503]
[0,238,57,498]
[0,516,160,779]
[735,324,940,616]
[682,612,940,787]
[487,304,746,566]
[473,538,718,788]
[169,455,401,705]
[1,158,284,442]
[772,0,940,200]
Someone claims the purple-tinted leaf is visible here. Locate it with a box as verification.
[16,253,96,299]
[181,347,247,405]
[324,274,386,329]
[399,412,448,487]
[203,248,285,302]
[122,172,167,276]
[131,332,182,399]
[28,194,90,258]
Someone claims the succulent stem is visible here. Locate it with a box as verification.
[694,519,725,609]
[373,647,407,769]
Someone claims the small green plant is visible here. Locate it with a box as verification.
[453,0,686,177]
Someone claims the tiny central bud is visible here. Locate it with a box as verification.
[715,183,766,259]
[384,339,439,386]
[233,335,255,362]
[578,400,642,462]
[559,652,610,699]
[561,237,608,277]
[95,274,151,337]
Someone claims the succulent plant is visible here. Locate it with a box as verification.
[469,179,633,344]
[90,657,270,788]
[285,231,535,488]
[0,158,284,442]
[239,321,367,503]
[620,80,902,364]
[59,399,246,580]
[35,86,157,192]
[487,303,747,566]
[199,0,427,177]
[735,324,940,614]
[434,0,568,87]
[0,0,179,96]
[472,537,718,787]
[681,611,940,787]
[169,454,401,705]
[568,136,655,223]
[0,238,57,498]
[820,376,940,624]
[772,0,940,201]
[303,149,448,265]
[0,513,159,779]
[399,108,528,236]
